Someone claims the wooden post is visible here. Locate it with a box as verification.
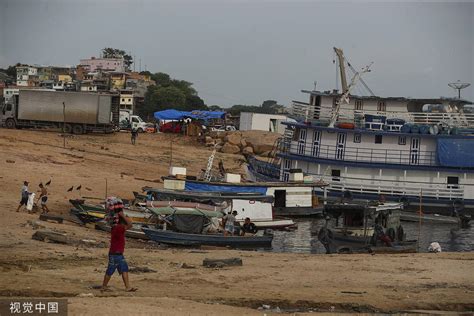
[169,138,173,168]
[417,189,423,251]
[62,102,66,148]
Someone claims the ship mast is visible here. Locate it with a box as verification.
[328,62,373,128]
[333,47,348,93]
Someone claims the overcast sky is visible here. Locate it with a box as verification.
[0,0,473,106]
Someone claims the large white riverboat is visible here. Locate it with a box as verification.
[276,48,474,214]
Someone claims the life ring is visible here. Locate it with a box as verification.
[399,196,410,208]
[337,122,355,129]
[386,228,396,242]
[397,225,405,241]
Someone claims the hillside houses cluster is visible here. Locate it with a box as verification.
[1,57,155,114]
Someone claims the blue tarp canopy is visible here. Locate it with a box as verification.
[437,139,474,168]
[154,109,226,121]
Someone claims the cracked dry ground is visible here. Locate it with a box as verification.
[0,129,473,315]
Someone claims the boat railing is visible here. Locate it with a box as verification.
[291,102,474,128]
[280,139,438,167]
[312,174,464,200]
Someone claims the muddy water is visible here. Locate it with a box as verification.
[270,218,474,254]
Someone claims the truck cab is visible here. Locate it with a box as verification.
[119,109,147,132]
[1,97,17,129]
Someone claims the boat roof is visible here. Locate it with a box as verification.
[302,90,473,105]
[324,202,403,214]
[147,206,224,218]
[163,177,328,188]
[143,187,275,202]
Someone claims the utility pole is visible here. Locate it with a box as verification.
[62,102,66,148]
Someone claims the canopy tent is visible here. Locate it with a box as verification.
[154,109,226,121]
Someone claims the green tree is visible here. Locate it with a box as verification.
[208,105,223,111]
[185,95,207,110]
[101,47,133,70]
[150,72,171,86]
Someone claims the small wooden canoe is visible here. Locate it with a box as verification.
[142,227,273,248]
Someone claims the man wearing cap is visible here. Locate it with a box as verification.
[16,181,30,212]
[101,198,137,292]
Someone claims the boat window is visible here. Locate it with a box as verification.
[274,190,286,207]
[331,169,341,181]
[375,135,383,144]
[355,100,363,111]
[447,176,459,189]
[398,136,406,145]
[354,133,361,143]
[377,101,386,112]
[6,104,12,111]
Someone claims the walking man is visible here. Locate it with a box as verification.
[130,128,138,145]
[37,183,50,214]
[16,181,30,212]
[102,205,137,292]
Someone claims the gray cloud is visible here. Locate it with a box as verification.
[0,0,472,106]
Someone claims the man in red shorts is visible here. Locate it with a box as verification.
[101,205,137,292]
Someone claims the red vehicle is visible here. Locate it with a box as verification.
[159,121,182,133]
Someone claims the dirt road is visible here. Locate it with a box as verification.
[0,129,473,315]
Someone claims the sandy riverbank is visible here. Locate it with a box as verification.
[0,129,473,314]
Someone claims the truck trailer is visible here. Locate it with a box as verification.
[0,90,119,134]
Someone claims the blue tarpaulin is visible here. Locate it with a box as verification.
[154,109,226,121]
[437,139,474,168]
[184,181,268,195]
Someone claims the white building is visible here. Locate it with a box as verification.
[239,112,292,134]
[16,66,38,86]
[119,90,134,112]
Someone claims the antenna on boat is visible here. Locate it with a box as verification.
[448,80,470,99]
[313,81,317,91]
[328,62,373,128]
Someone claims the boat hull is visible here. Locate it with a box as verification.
[142,228,273,248]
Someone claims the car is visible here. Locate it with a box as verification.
[160,121,182,133]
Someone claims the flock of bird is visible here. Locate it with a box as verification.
[36,179,83,193]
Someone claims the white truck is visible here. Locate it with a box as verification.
[119,109,148,132]
[1,90,119,134]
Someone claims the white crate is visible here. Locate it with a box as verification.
[224,173,241,183]
[289,172,304,182]
[169,166,186,177]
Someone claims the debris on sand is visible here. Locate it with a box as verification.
[203,257,242,268]
[32,230,106,248]
[128,266,157,274]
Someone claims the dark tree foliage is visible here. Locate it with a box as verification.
[227,100,286,115]
[101,47,133,70]
[140,72,207,117]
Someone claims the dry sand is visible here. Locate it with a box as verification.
[0,129,473,315]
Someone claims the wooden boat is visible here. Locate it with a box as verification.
[320,202,417,254]
[143,188,296,230]
[400,211,459,224]
[69,199,152,224]
[142,227,273,248]
[95,221,149,240]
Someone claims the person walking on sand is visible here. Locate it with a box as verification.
[16,181,30,212]
[101,201,137,292]
[37,183,50,214]
[130,128,138,145]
